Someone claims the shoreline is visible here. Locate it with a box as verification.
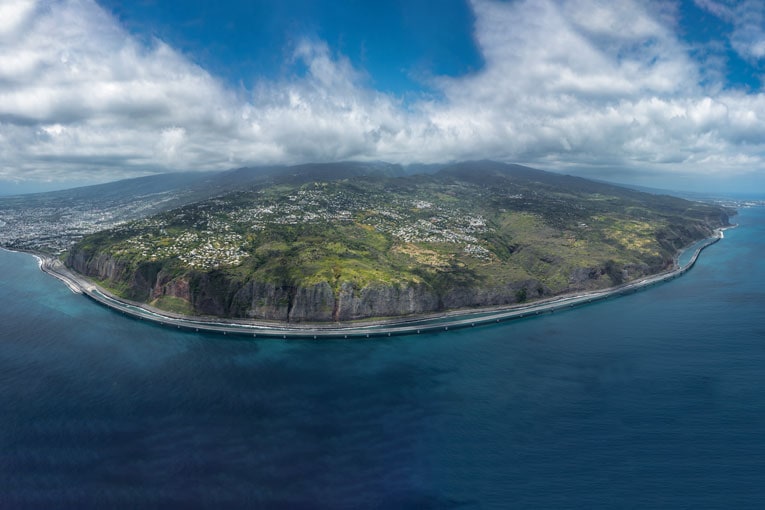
[22,227,730,338]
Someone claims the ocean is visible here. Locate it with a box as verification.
[1,206,764,509]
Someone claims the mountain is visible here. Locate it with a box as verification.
[64,161,733,322]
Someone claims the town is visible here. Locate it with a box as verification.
[101,181,498,270]
[0,184,205,255]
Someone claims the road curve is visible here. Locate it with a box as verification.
[38,229,726,339]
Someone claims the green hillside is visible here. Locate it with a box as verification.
[67,162,732,321]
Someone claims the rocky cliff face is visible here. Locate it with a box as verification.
[67,249,129,284]
[64,216,726,323]
[333,282,440,321]
[66,248,574,322]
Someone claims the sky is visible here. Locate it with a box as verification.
[2,0,765,194]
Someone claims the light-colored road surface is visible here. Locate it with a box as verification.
[39,230,725,339]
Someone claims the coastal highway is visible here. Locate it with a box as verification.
[38,230,725,339]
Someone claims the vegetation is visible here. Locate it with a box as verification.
[149,295,194,315]
[67,162,732,317]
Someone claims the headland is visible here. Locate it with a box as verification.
[37,227,728,339]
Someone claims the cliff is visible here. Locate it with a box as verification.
[66,249,528,321]
[64,161,732,322]
[65,247,667,322]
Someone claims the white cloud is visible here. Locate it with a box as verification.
[0,0,246,180]
[695,0,765,62]
[0,0,36,39]
[410,0,765,178]
[1,0,765,187]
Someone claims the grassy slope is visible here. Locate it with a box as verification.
[70,163,731,311]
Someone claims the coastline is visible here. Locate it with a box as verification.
[23,225,731,339]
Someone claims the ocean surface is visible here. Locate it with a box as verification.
[1,207,764,509]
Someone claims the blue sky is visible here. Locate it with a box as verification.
[2,0,765,193]
[99,0,483,97]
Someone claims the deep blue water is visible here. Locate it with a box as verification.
[1,207,764,509]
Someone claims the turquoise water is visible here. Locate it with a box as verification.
[1,207,764,508]
[677,236,717,267]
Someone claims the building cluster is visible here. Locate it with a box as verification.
[0,180,503,267]
[107,183,498,269]
[114,228,248,270]
[242,186,493,255]
[0,204,124,254]
[230,187,357,228]
[0,188,190,255]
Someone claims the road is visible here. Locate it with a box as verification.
[38,230,724,339]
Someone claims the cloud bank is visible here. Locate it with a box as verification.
[1,0,765,186]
